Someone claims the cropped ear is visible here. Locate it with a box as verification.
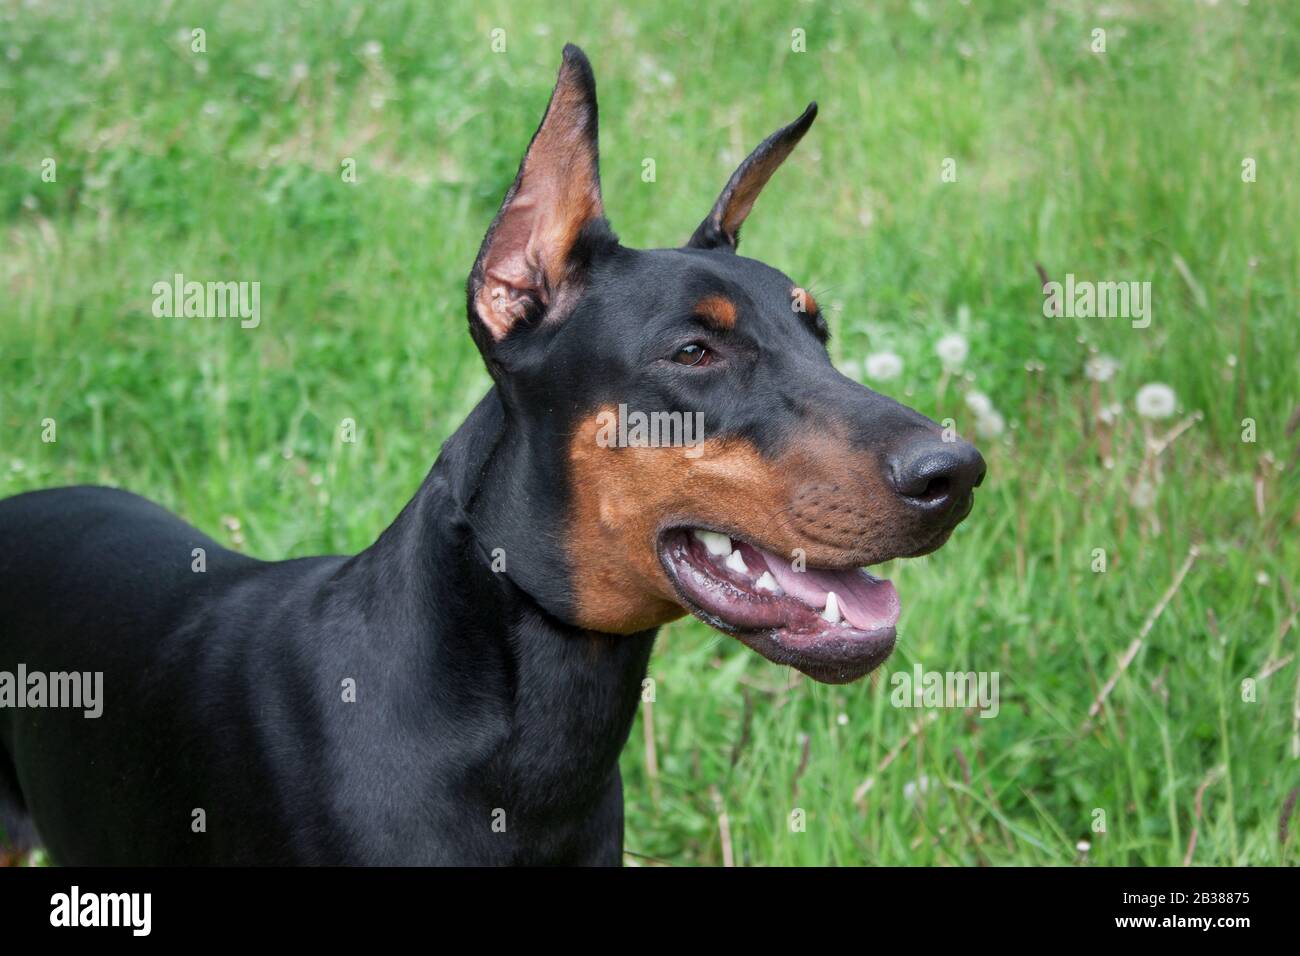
[467,44,612,348]
[686,102,817,252]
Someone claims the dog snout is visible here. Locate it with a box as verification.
[887,437,986,518]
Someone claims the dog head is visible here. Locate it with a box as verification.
[463,45,984,683]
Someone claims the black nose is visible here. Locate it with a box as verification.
[888,438,986,513]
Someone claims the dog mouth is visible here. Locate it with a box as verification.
[657,527,901,684]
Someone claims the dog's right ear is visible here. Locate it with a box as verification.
[467,44,611,355]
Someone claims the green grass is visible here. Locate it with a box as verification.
[2,0,1298,866]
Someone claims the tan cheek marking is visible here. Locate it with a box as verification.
[565,409,899,635]
[567,418,784,634]
[695,294,737,330]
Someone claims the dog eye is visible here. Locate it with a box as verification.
[672,343,711,367]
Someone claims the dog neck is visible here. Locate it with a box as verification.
[348,389,656,843]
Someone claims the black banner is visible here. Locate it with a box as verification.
[0,866,1282,941]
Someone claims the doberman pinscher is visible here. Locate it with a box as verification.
[0,45,984,865]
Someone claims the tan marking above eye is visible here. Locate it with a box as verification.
[694,294,737,330]
[791,286,819,316]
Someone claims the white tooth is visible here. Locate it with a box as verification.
[822,591,843,624]
[756,571,779,593]
[693,529,733,557]
[725,549,748,574]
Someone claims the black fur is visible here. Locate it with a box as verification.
[0,396,651,865]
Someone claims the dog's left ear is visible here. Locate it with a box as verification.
[686,102,817,252]
[467,44,611,350]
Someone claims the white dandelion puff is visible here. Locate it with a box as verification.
[1085,354,1120,383]
[965,391,994,416]
[975,409,1005,439]
[1097,402,1122,425]
[1135,383,1176,420]
[864,351,903,381]
[935,332,969,370]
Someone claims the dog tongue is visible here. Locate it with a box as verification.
[756,547,900,630]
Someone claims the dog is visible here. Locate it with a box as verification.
[0,44,984,865]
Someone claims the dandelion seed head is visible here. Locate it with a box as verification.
[935,332,969,369]
[1135,383,1177,420]
[864,351,903,381]
[1085,354,1120,382]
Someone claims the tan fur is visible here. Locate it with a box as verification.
[475,61,603,340]
[694,294,737,330]
[719,137,805,238]
[567,407,900,634]
[792,286,818,317]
